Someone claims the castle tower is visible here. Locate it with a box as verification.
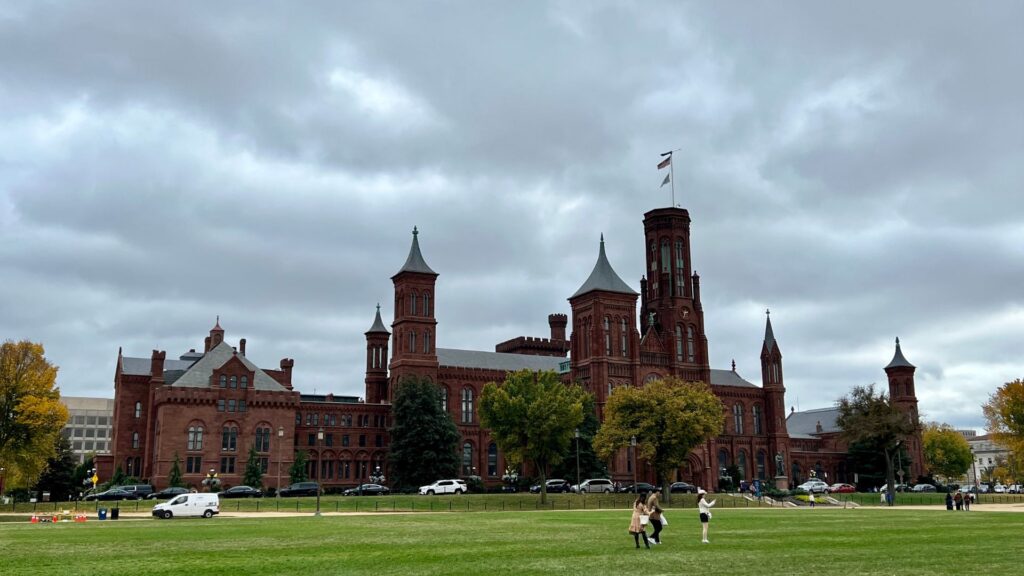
[205,316,225,352]
[759,310,790,479]
[569,235,640,412]
[885,338,923,479]
[388,227,439,399]
[364,304,391,403]
[639,207,710,383]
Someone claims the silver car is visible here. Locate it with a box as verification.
[572,478,615,493]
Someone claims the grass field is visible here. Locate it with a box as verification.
[1,507,1021,576]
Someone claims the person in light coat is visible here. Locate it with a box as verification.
[628,495,651,549]
[697,489,716,544]
[645,489,665,544]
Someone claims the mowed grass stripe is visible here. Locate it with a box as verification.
[1,509,1020,576]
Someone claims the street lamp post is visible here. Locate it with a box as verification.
[276,426,284,497]
[630,436,637,494]
[315,427,324,516]
[574,428,581,496]
[203,469,220,492]
[1,466,6,503]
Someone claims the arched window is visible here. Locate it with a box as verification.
[423,292,431,316]
[620,318,628,356]
[675,325,683,361]
[649,240,657,272]
[423,330,431,354]
[791,461,802,484]
[409,292,418,315]
[187,426,204,451]
[462,442,474,476]
[604,316,611,356]
[487,443,498,477]
[738,450,747,479]
[752,405,763,435]
[461,388,474,424]
[439,386,449,413]
[134,402,142,418]
[733,404,744,435]
[240,375,248,389]
[219,375,227,388]
[757,450,767,480]
[222,425,238,451]
[229,375,237,389]
[717,449,730,475]
[255,427,271,452]
[674,239,685,269]
[686,325,695,362]
[131,431,140,449]
[660,240,670,273]
[408,331,416,353]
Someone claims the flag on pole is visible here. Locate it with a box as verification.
[657,156,671,170]
[660,173,671,187]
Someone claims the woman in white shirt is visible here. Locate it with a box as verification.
[697,489,716,543]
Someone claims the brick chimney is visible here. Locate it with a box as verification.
[240,338,247,356]
[279,358,295,390]
[150,350,166,384]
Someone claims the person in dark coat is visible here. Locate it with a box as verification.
[945,491,954,510]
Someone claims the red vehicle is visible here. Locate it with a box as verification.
[829,483,856,494]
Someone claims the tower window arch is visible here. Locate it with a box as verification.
[675,325,683,361]
[604,316,611,356]
[408,331,416,353]
[187,425,204,451]
[219,375,227,388]
[409,292,418,315]
[423,330,431,354]
[752,405,763,435]
[738,450,747,479]
[733,403,744,435]
[620,318,628,356]
[240,375,248,389]
[462,442,474,476]
[423,292,431,316]
[686,325,695,362]
[649,240,657,272]
[229,375,237,389]
[461,388,474,424]
[134,401,142,418]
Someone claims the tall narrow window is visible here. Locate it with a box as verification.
[131,431,139,449]
[439,386,449,413]
[461,388,474,424]
[660,240,670,273]
[187,426,204,451]
[757,450,767,480]
[410,292,418,315]
[620,318,628,356]
[649,240,657,272]
[487,443,498,477]
[221,426,238,451]
[675,325,683,361]
[733,404,744,435]
[134,402,142,418]
[240,375,248,389]
[229,375,237,389]
[752,405,763,435]
[674,240,685,297]
[686,325,695,362]
[604,317,611,356]
[423,292,431,316]
[738,450,747,479]
[219,375,227,388]
[423,330,431,354]
[408,331,416,353]
[462,442,473,475]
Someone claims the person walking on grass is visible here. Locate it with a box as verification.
[808,491,815,508]
[628,495,651,549]
[697,489,716,544]
[646,489,664,544]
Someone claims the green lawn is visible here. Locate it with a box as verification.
[1,507,1021,575]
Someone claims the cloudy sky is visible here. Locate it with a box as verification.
[2,1,1021,432]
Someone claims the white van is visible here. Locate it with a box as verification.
[152,493,220,519]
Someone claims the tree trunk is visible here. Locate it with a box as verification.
[884,447,896,506]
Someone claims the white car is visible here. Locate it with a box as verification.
[418,479,467,495]
[797,480,830,494]
[993,484,1007,493]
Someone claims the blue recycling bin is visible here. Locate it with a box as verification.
[98,508,107,520]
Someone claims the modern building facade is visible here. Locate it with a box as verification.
[105,204,923,491]
[60,396,115,464]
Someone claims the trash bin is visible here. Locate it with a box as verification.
[110,507,119,520]
[98,508,107,520]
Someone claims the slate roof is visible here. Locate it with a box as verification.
[366,305,390,334]
[763,312,776,351]
[709,369,757,388]
[122,342,288,392]
[885,337,915,369]
[436,348,565,372]
[393,227,437,277]
[786,406,841,439]
[571,236,638,299]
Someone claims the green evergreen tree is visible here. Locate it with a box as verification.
[387,376,460,491]
[243,446,263,488]
[168,453,184,488]
[289,450,309,484]
[33,436,78,501]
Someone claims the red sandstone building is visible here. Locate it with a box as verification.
[104,206,923,490]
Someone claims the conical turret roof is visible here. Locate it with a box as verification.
[763,309,776,351]
[885,337,915,369]
[570,235,637,299]
[393,226,437,277]
[366,304,390,335]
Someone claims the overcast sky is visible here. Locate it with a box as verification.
[2,1,1021,432]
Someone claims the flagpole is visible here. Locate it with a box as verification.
[670,153,675,207]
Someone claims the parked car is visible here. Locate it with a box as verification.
[84,488,140,501]
[1007,484,1022,494]
[879,483,910,493]
[343,483,390,496]
[146,487,189,500]
[418,479,467,495]
[911,483,936,492]
[617,482,657,495]
[828,483,856,494]
[279,482,321,497]
[797,479,830,494]
[220,485,264,499]
[152,493,219,519]
[571,479,615,494]
[670,481,698,494]
[112,484,154,499]
[529,479,572,494]
[993,484,1007,493]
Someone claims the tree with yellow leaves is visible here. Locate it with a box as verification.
[0,340,69,491]
[982,378,1024,456]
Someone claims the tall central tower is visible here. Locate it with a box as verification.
[638,207,710,383]
[388,227,439,400]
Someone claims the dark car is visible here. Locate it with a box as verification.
[146,487,189,500]
[220,486,264,499]
[84,488,140,501]
[342,483,390,496]
[529,479,572,494]
[279,482,320,497]
[617,482,658,495]
[669,481,698,494]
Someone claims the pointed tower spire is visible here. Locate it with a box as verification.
[763,308,776,351]
[394,226,437,277]
[571,235,637,298]
[366,303,390,334]
[885,337,915,369]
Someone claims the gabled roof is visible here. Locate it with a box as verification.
[124,341,289,392]
[436,348,565,373]
[885,337,915,369]
[787,407,840,439]
[366,304,390,335]
[570,235,638,299]
[393,226,437,277]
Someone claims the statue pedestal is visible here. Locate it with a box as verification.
[774,476,788,491]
